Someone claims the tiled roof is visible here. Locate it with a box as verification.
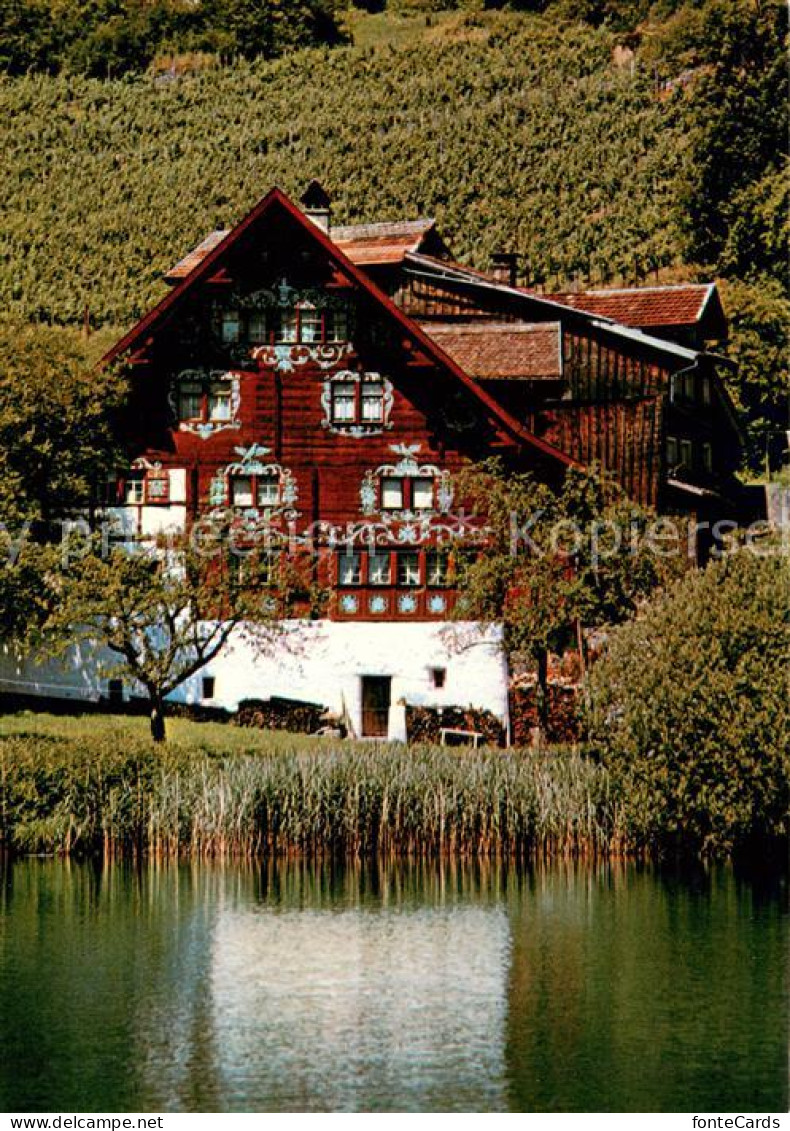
[420,321,562,381]
[166,218,438,280]
[540,285,714,327]
[166,230,230,282]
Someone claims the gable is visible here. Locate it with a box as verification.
[102,188,576,471]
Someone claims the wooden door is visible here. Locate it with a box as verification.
[361,676,391,738]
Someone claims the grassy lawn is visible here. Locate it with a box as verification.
[0,709,348,756]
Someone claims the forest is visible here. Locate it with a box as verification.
[0,0,787,468]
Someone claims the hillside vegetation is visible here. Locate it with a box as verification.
[2,13,690,328]
[0,2,787,467]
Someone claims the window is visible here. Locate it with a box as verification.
[671,371,695,402]
[124,475,145,505]
[328,376,387,430]
[337,552,362,586]
[426,551,450,587]
[248,313,268,345]
[231,475,254,507]
[178,382,203,421]
[208,383,232,422]
[666,436,679,467]
[430,667,447,690]
[701,376,712,406]
[702,441,713,473]
[202,676,216,700]
[397,552,420,587]
[275,309,299,344]
[368,552,392,586]
[361,380,385,423]
[221,310,241,344]
[256,474,280,509]
[331,382,356,424]
[381,477,404,511]
[216,302,349,347]
[176,374,236,429]
[123,470,171,505]
[679,439,693,468]
[412,477,434,511]
[298,304,322,344]
[325,309,349,343]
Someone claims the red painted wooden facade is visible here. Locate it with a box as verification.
[102,185,746,620]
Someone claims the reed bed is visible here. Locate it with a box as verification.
[0,724,627,859]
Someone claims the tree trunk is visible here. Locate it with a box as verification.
[150,692,166,743]
[536,648,549,735]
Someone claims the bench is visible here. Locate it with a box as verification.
[440,727,482,748]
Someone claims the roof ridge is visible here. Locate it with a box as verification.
[547,283,709,296]
[422,321,560,333]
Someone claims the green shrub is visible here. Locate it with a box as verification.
[588,548,790,856]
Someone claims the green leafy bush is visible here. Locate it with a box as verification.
[588,548,790,856]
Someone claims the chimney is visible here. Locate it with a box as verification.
[490,251,518,288]
[300,179,332,234]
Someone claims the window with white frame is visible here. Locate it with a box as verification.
[122,469,170,506]
[256,473,280,509]
[361,379,385,424]
[124,474,145,505]
[331,382,357,424]
[176,373,237,428]
[327,375,388,430]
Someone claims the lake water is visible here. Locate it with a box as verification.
[0,859,786,1113]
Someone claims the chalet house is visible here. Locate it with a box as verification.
[1,183,745,738]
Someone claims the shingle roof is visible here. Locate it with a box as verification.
[166,218,439,281]
[420,321,562,381]
[540,285,715,327]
